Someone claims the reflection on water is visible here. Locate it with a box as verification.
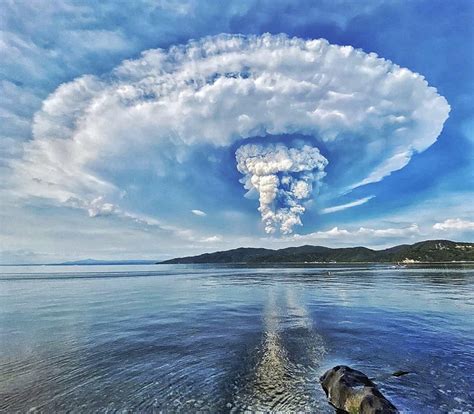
[0,264,473,412]
[231,287,327,411]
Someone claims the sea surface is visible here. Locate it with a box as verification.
[0,264,473,413]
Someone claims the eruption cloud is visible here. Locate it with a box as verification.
[9,34,450,234]
[236,144,327,233]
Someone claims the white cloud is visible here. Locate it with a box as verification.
[199,235,223,243]
[321,195,374,214]
[357,224,420,237]
[433,218,474,231]
[7,34,450,234]
[86,197,118,217]
[290,223,420,242]
[191,209,207,216]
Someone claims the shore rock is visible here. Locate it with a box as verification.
[320,365,398,413]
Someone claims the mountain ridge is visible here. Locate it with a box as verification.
[160,240,474,264]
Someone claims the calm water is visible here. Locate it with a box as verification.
[0,264,473,413]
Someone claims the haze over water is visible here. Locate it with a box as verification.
[0,264,473,412]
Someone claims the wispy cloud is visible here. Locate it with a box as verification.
[191,209,207,217]
[321,196,375,214]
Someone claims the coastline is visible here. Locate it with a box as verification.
[157,261,474,265]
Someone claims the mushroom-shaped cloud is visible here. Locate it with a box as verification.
[11,34,450,234]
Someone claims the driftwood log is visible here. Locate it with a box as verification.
[320,365,398,413]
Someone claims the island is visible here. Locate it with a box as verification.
[160,240,474,264]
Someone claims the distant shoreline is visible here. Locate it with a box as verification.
[2,260,473,267]
[0,261,158,267]
[2,239,473,266]
[158,261,474,265]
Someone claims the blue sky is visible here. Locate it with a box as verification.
[1,0,473,263]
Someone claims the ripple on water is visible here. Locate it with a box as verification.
[0,264,473,412]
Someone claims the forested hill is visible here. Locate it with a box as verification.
[160,240,474,264]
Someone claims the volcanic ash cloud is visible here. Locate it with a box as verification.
[11,34,450,235]
[236,144,328,233]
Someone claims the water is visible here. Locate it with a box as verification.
[0,264,473,413]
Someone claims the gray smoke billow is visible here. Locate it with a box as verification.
[236,144,328,233]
